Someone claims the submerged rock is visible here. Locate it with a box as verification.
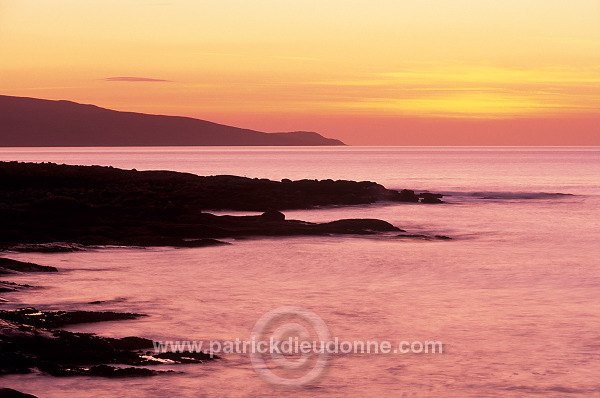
[0,281,33,293]
[396,234,453,240]
[396,234,431,239]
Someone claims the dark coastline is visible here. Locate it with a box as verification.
[0,161,446,391]
[0,161,444,249]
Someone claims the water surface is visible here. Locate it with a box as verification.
[1,147,598,397]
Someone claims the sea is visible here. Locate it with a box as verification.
[0,146,599,397]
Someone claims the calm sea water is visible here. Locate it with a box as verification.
[1,147,599,397]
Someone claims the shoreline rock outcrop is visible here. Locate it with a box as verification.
[0,258,58,274]
[0,308,217,377]
[0,388,39,398]
[0,162,445,249]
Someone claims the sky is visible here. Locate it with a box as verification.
[1,0,599,145]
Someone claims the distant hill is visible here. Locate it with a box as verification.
[0,95,345,146]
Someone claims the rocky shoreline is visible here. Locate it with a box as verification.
[0,162,449,395]
[1,161,444,249]
[0,258,218,383]
[0,307,216,378]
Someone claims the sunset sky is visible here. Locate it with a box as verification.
[1,0,599,145]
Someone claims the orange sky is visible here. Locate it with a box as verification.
[1,0,599,145]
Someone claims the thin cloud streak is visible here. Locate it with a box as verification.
[103,77,172,82]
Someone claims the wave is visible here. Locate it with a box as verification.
[443,191,575,200]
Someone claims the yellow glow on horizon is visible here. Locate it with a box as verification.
[309,65,600,117]
[380,66,600,85]
[340,93,564,118]
[1,0,599,129]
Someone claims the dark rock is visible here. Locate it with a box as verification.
[87,365,162,377]
[419,192,445,204]
[394,189,420,203]
[418,192,443,199]
[396,234,453,240]
[107,336,154,350]
[260,210,285,221]
[28,196,91,214]
[180,215,406,237]
[87,298,127,305]
[421,197,444,204]
[36,363,168,377]
[318,219,402,233]
[3,243,85,253]
[109,336,154,350]
[0,388,38,398]
[154,351,218,362]
[0,258,58,273]
[0,162,444,247]
[169,239,230,248]
[0,309,216,377]
[75,235,120,245]
[0,307,146,328]
[120,237,229,248]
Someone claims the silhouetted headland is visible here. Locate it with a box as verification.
[0,95,344,146]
